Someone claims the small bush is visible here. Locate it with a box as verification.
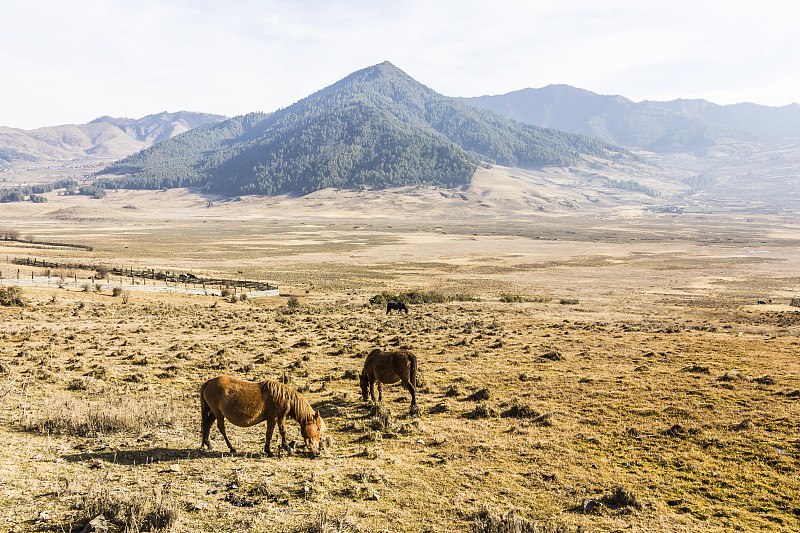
[502,402,553,426]
[559,298,579,305]
[473,509,539,533]
[499,293,527,303]
[370,402,393,431]
[466,388,491,402]
[112,286,123,297]
[369,291,398,305]
[83,484,179,533]
[754,375,777,385]
[471,403,497,419]
[444,385,463,397]
[0,286,24,306]
[600,485,642,510]
[287,296,301,308]
[370,289,477,306]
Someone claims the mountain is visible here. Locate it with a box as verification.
[90,111,227,145]
[0,111,225,163]
[462,86,800,152]
[97,62,634,196]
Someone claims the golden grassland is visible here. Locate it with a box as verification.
[0,192,799,532]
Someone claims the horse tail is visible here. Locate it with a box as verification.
[200,380,214,446]
[409,352,418,389]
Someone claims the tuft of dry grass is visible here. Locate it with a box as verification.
[24,394,178,436]
[82,484,180,533]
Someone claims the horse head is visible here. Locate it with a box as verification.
[301,412,326,454]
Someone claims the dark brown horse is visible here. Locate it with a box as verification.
[360,348,418,411]
[200,375,325,457]
[386,301,409,314]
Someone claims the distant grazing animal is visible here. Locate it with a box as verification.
[360,348,418,411]
[200,375,325,457]
[386,300,409,314]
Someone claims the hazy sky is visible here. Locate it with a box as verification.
[2,0,798,129]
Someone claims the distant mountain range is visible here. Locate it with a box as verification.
[0,111,225,163]
[96,62,633,196]
[462,85,800,152]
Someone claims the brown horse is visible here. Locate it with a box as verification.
[200,375,325,457]
[360,348,418,411]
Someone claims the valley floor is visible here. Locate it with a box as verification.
[0,191,798,532]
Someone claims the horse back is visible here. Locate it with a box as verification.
[203,375,276,427]
[364,349,415,384]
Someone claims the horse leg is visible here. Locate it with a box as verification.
[264,419,276,457]
[402,379,417,411]
[216,417,236,453]
[278,417,289,451]
[201,409,216,450]
[377,383,383,402]
[369,381,377,402]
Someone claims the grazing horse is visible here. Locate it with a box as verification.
[360,348,418,411]
[386,300,409,314]
[200,375,325,457]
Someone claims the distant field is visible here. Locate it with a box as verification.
[0,188,798,532]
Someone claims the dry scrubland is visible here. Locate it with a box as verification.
[0,190,799,533]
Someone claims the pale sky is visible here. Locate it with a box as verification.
[2,0,798,129]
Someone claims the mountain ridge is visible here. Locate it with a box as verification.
[0,111,226,163]
[96,62,633,196]
[462,86,800,152]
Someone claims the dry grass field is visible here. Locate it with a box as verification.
[0,184,799,532]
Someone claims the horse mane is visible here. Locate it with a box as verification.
[260,379,315,423]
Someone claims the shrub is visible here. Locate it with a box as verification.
[370,289,477,306]
[112,286,123,297]
[369,402,393,431]
[559,298,579,305]
[0,286,24,306]
[369,291,398,305]
[287,296,301,308]
[466,388,491,402]
[473,510,537,533]
[83,484,179,533]
[471,403,497,419]
[305,508,362,533]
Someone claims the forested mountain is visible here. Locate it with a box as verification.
[97,62,632,196]
[463,86,800,152]
[0,111,225,163]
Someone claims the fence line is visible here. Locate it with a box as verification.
[0,275,279,298]
[3,257,279,298]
